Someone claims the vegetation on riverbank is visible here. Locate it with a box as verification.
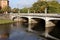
[0,0,60,13]
[0,19,15,24]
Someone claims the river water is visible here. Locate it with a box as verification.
[0,22,46,40]
[0,21,60,40]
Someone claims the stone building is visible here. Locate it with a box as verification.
[0,0,9,9]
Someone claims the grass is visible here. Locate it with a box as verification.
[0,19,15,24]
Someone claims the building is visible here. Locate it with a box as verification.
[0,0,9,9]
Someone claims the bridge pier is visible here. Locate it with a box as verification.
[45,19,55,37]
[28,17,39,32]
[28,17,33,32]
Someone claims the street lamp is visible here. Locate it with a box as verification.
[28,8,30,13]
[34,10,35,13]
[45,0,47,14]
[45,7,47,14]
[18,10,20,13]
[45,0,48,37]
[17,3,20,13]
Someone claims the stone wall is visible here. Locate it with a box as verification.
[0,14,10,20]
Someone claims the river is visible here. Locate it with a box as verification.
[0,22,46,40]
[0,21,60,40]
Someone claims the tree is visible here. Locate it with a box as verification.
[12,8,19,13]
[20,8,28,13]
[1,6,11,13]
[31,1,47,13]
[47,1,60,13]
[0,9,3,13]
[30,7,35,13]
[30,0,60,13]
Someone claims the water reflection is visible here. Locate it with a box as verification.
[0,24,10,40]
[0,22,46,40]
[49,20,60,39]
[0,21,60,40]
[9,22,45,40]
[46,20,60,40]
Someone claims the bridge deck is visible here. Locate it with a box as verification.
[10,13,60,18]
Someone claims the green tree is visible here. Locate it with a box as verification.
[1,6,11,13]
[30,0,60,13]
[31,1,47,13]
[20,8,28,13]
[12,8,19,13]
[0,9,3,13]
[30,7,35,13]
[47,1,60,13]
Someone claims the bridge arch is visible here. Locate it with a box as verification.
[19,17,28,23]
[12,16,29,23]
[12,16,17,21]
[47,18,60,21]
[30,18,45,31]
[31,17,45,20]
[48,20,60,39]
[46,19,60,39]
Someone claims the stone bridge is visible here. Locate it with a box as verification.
[9,13,60,32]
[0,13,60,39]
[10,13,60,21]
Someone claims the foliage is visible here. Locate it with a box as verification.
[0,9,3,13]
[31,1,47,13]
[1,6,11,13]
[1,0,59,13]
[20,8,28,13]
[47,1,60,13]
[29,1,60,13]
[0,19,14,24]
[12,8,19,13]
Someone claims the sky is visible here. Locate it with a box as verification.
[9,0,60,9]
[9,0,37,9]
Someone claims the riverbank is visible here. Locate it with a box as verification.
[0,19,15,24]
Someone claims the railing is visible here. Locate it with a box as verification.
[10,13,60,16]
[9,13,60,15]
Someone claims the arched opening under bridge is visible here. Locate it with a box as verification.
[19,17,28,23]
[12,17,17,21]
[46,20,60,39]
[30,18,45,32]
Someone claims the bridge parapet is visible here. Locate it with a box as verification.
[9,13,60,21]
[10,13,60,17]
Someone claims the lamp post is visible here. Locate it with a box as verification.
[45,7,47,14]
[34,10,35,13]
[28,8,30,13]
[17,3,20,13]
[45,0,47,14]
[45,0,48,37]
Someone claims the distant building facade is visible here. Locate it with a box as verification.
[0,0,9,9]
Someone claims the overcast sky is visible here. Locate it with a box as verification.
[9,0,60,9]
